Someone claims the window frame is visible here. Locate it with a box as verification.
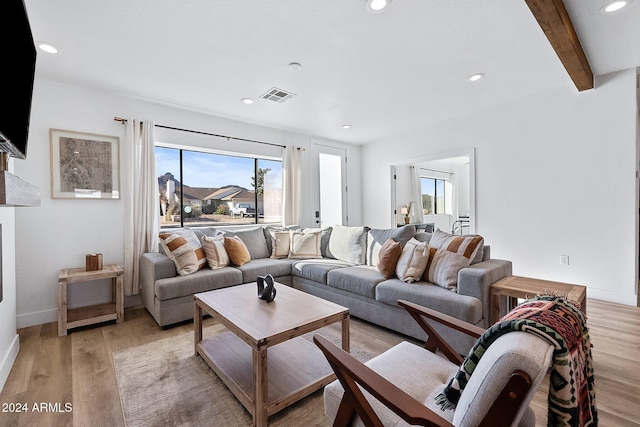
[421,176,447,215]
[155,144,282,229]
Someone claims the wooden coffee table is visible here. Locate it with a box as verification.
[490,275,587,324]
[194,283,349,427]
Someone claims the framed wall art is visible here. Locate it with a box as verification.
[50,129,120,199]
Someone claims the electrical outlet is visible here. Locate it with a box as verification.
[560,255,569,265]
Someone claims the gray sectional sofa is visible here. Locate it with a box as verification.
[139,224,512,353]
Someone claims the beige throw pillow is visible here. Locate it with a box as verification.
[201,235,229,269]
[395,238,430,283]
[377,238,402,279]
[270,231,292,259]
[288,231,323,259]
[159,231,207,276]
[223,235,251,266]
[423,229,484,290]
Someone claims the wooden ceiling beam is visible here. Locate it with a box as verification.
[525,0,594,91]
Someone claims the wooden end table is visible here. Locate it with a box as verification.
[57,264,124,336]
[194,283,349,427]
[490,275,587,324]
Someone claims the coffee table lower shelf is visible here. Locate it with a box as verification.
[197,331,335,418]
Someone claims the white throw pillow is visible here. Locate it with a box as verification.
[327,225,366,264]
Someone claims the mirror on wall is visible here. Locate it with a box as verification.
[390,149,475,234]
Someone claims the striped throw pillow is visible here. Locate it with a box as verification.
[423,229,484,290]
[159,231,207,276]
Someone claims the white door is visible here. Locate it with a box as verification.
[313,144,347,227]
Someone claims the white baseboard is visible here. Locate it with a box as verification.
[0,333,20,391]
[16,308,57,329]
[16,296,143,329]
[587,289,638,307]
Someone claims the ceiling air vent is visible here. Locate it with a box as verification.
[261,87,296,103]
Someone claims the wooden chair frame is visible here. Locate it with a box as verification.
[314,299,534,427]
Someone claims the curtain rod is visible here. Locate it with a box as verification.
[418,167,453,175]
[113,116,285,149]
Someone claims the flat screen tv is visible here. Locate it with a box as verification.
[0,0,37,159]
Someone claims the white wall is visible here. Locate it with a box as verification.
[362,69,639,306]
[0,198,19,391]
[14,78,362,328]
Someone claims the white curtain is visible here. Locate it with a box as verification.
[124,119,160,296]
[409,166,424,223]
[282,145,302,226]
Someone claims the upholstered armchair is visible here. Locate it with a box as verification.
[314,300,554,427]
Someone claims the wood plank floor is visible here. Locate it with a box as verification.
[1,298,639,426]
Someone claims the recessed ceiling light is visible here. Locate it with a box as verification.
[468,73,485,82]
[341,125,351,129]
[241,98,254,105]
[36,42,61,54]
[366,0,391,13]
[601,0,631,12]
[288,62,302,71]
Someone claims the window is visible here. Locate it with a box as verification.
[155,146,282,228]
[421,177,446,215]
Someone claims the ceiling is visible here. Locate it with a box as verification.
[24,0,640,145]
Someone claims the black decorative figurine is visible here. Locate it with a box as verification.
[257,274,277,303]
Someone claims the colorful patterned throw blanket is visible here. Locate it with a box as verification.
[436,295,597,426]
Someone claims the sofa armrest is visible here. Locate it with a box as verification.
[457,259,512,328]
[139,252,176,307]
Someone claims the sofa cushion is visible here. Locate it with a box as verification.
[223,227,270,259]
[366,225,415,267]
[395,238,430,283]
[327,266,384,298]
[201,235,229,269]
[155,266,243,300]
[376,279,483,324]
[188,226,218,241]
[413,231,432,243]
[326,225,367,264]
[224,236,251,266]
[377,238,402,279]
[424,230,484,290]
[159,231,207,276]
[235,258,295,284]
[292,259,354,284]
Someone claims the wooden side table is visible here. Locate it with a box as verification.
[490,275,587,324]
[58,264,124,336]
